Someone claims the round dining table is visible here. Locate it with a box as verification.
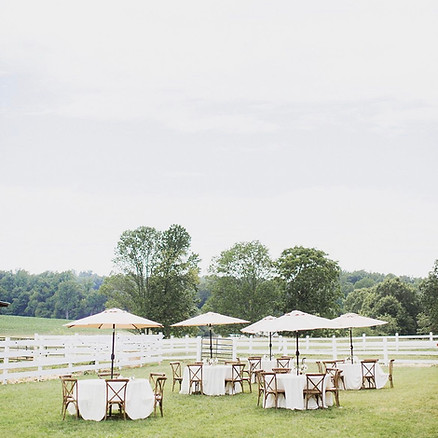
[68,378,154,421]
[263,374,333,410]
[180,364,242,396]
[337,362,388,390]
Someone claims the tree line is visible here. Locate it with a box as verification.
[1,224,437,336]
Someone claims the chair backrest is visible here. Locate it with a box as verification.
[325,367,341,389]
[261,372,278,394]
[316,361,323,373]
[150,372,166,388]
[231,363,246,380]
[272,368,291,374]
[254,369,264,387]
[305,374,325,394]
[61,377,78,401]
[187,364,203,382]
[170,362,182,379]
[154,376,167,397]
[276,357,291,368]
[248,357,262,374]
[322,361,337,372]
[106,379,129,404]
[361,360,377,378]
[98,371,120,379]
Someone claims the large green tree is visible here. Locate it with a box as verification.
[418,260,438,333]
[343,277,420,334]
[275,246,341,318]
[205,241,280,323]
[100,224,200,336]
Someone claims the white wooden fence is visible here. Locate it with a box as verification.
[1,332,437,384]
[161,332,438,365]
[0,333,163,384]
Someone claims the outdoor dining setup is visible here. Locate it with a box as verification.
[60,308,393,420]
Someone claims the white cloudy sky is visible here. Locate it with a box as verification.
[1,1,437,278]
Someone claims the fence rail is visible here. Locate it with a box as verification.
[0,333,163,384]
[1,332,437,384]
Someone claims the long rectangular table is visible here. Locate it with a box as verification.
[68,378,154,421]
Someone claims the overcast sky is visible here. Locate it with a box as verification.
[1,1,437,279]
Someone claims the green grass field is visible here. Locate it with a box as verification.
[0,314,115,337]
[1,316,438,437]
[0,362,437,438]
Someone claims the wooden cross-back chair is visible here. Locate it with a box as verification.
[169,361,183,392]
[303,373,325,409]
[261,372,285,409]
[276,356,291,369]
[361,359,378,389]
[60,377,78,420]
[254,369,265,407]
[246,356,262,385]
[187,363,203,394]
[153,376,167,417]
[316,361,324,373]
[225,362,246,394]
[322,360,345,388]
[322,360,337,372]
[388,359,395,388]
[324,368,341,407]
[105,378,129,420]
[149,372,166,390]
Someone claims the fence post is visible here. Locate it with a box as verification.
[248,335,253,355]
[362,333,366,351]
[232,337,238,361]
[395,333,399,352]
[185,335,190,356]
[3,337,10,384]
[196,336,202,361]
[383,337,388,364]
[305,335,309,351]
[332,335,337,360]
[36,333,44,380]
[430,332,433,342]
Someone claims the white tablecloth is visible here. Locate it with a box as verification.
[264,374,333,410]
[337,363,388,390]
[68,378,154,421]
[180,365,242,396]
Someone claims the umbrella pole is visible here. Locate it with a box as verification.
[295,332,299,375]
[350,328,354,364]
[111,324,116,379]
[269,332,272,360]
[209,325,213,359]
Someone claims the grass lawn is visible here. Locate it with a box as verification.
[0,362,437,438]
[0,315,124,337]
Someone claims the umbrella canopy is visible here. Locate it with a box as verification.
[171,312,249,358]
[64,308,162,377]
[64,307,162,330]
[171,311,249,327]
[0,300,10,307]
[272,310,337,373]
[241,316,277,360]
[332,313,388,363]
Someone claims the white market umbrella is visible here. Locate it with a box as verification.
[272,310,338,374]
[64,308,162,378]
[171,311,250,358]
[332,313,388,363]
[241,316,277,360]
